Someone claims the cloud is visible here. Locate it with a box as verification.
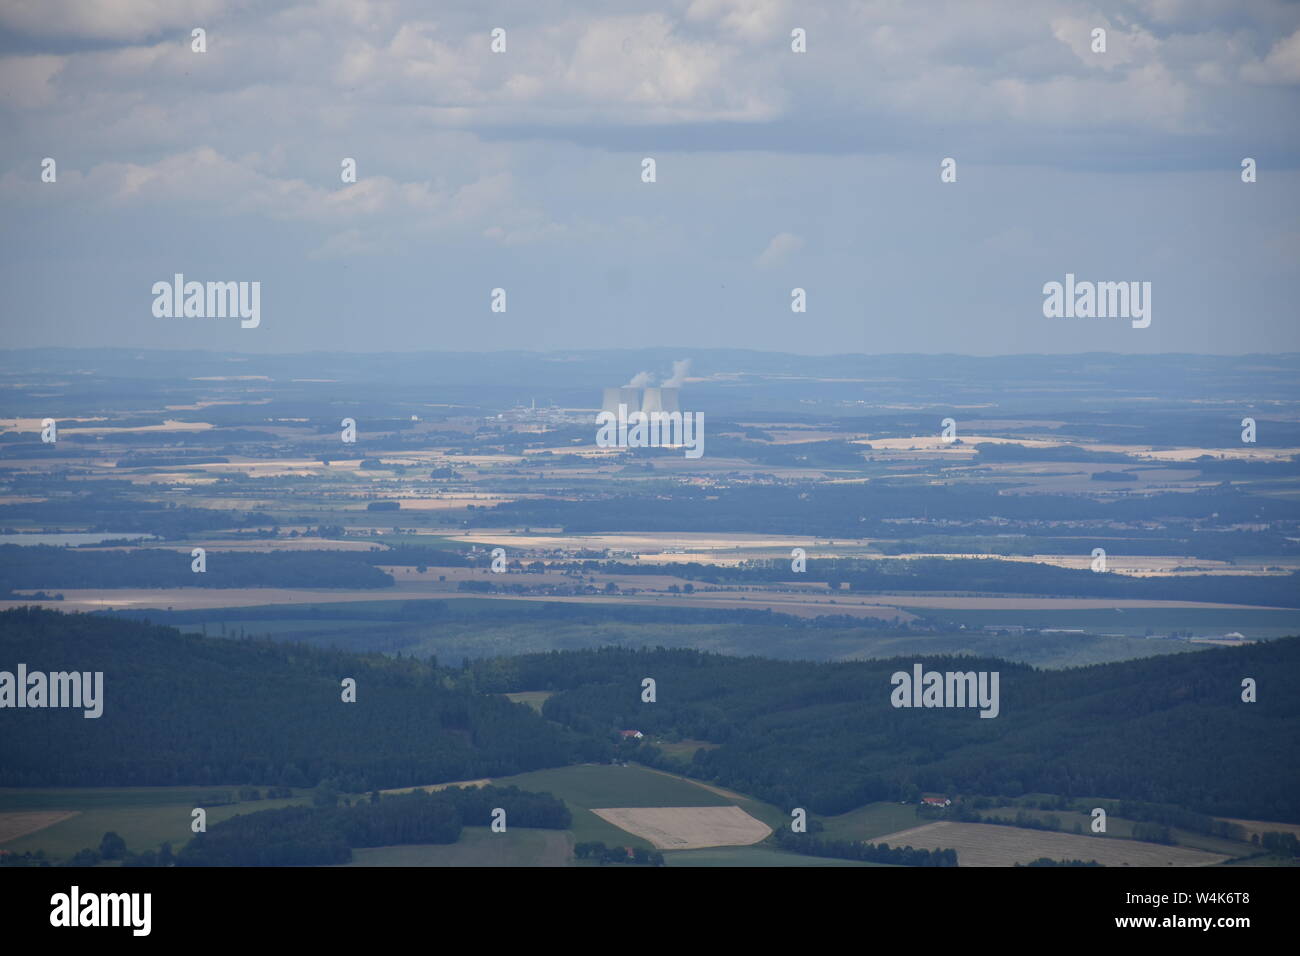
[0,145,567,252]
[1242,29,1300,84]
[0,54,65,108]
[756,232,803,268]
[0,0,238,42]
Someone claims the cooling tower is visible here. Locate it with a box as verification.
[602,387,641,414]
[641,387,681,415]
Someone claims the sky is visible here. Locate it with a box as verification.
[1,0,1297,356]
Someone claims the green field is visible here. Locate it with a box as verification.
[14,771,1272,869]
[115,594,1291,669]
[341,828,572,867]
[491,764,726,847]
[817,801,925,842]
[0,766,790,866]
[493,764,732,811]
[0,787,311,862]
[489,764,786,849]
[664,845,890,867]
[653,739,720,763]
[817,796,1267,863]
[158,611,1221,669]
[503,690,553,713]
[907,607,1300,640]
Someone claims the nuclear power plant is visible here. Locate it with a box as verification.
[640,387,681,414]
[601,386,681,415]
[601,387,643,415]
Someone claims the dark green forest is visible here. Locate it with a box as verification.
[0,544,394,592]
[478,481,1300,539]
[467,642,1300,821]
[0,608,599,788]
[576,556,1300,608]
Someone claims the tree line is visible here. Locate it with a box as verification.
[178,786,570,866]
[772,830,957,866]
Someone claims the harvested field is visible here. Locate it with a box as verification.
[591,806,772,850]
[873,821,1229,867]
[504,691,554,712]
[448,531,874,552]
[885,595,1283,610]
[0,810,80,844]
[1218,818,1300,842]
[8,584,1270,617]
[379,779,491,796]
[86,537,383,553]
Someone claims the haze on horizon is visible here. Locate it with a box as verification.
[1,0,1298,357]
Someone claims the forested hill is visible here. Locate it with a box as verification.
[469,641,1300,822]
[0,544,394,592]
[5,608,1297,826]
[0,607,598,789]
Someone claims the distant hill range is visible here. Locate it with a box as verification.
[2,608,1296,825]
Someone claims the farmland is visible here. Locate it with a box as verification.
[341,829,573,867]
[872,822,1229,867]
[1,349,1298,871]
[589,806,772,850]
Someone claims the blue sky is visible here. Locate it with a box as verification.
[1,0,1297,354]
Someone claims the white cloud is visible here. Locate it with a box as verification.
[1242,29,1300,84]
[755,232,803,268]
[0,54,64,109]
[0,0,239,42]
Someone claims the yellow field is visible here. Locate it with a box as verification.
[1,417,217,437]
[447,530,874,552]
[0,810,80,844]
[859,594,1281,610]
[871,553,1290,577]
[365,495,530,510]
[591,806,772,850]
[83,537,381,553]
[504,691,554,713]
[6,582,1277,616]
[1218,818,1300,842]
[379,780,491,796]
[852,435,1060,451]
[874,822,1229,867]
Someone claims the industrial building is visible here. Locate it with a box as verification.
[600,385,681,416]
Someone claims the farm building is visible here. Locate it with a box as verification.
[922,796,952,807]
[619,730,644,739]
